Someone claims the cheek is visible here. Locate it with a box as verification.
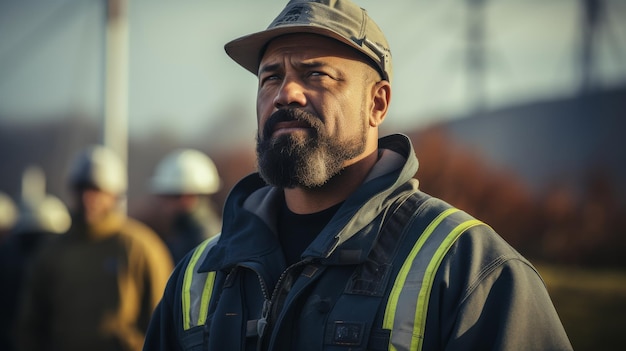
[257,85,276,108]
[256,110,267,138]
[257,92,274,129]
[332,96,364,133]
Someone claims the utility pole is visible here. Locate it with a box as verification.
[103,0,129,212]
[21,166,46,205]
[103,0,129,169]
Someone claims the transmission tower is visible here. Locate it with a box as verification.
[465,0,488,113]
[578,0,625,94]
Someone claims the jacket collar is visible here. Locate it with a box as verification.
[199,133,419,272]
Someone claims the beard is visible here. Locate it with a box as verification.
[256,108,367,189]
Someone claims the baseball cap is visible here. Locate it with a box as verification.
[224,0,392,82]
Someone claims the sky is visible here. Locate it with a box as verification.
[1,0,625,144]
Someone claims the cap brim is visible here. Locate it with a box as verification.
[224,25,374,77]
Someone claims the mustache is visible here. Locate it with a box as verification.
[262,108,322,140]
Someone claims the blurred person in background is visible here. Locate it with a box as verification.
[150,149,222,264]
[144,0,572,350]
[0,187,71,351]
[16,145,173,351]
[0,192,18,244]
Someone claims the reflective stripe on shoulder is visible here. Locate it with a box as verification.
[383,208,486,351]
[182,234,220,331]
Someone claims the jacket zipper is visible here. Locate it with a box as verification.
[236,263,271,337]
[257,260,309,341]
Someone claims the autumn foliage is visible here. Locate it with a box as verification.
[408,126,626,268]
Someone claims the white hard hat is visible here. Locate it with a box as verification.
[14,194,71,234]
[0,192,18,230]
[68,145,127,194]
[150,149,221,195]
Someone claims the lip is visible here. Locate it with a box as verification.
[272,120,312,136]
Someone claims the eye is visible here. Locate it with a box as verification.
[260,74,281,86]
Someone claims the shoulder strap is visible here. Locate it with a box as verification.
[181,234,221,331]
[333,190,486,351]
[344,190,427,296]
[322,191,430,350]
[383,203,485,351]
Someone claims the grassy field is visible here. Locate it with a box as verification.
[535,263,626,351]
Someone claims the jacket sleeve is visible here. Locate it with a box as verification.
[447,259,572,350]
[431,229,573,351]
[143,294,181,351]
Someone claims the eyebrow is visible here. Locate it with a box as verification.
[299,61,327,72]
[258,60,327,76]
[258,63,281,76]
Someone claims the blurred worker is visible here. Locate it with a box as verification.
[16,145,174,351]
[0,192,18,244]
[150,149,222,263]
[0,189,70,351]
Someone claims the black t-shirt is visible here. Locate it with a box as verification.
[277,201,342,266]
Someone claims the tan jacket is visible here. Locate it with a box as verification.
[17,211,173,351]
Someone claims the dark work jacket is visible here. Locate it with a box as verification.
[144,133,572,351]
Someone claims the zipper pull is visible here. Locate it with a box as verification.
[257,299,270,337]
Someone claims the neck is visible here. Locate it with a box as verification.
[284,149,379,214]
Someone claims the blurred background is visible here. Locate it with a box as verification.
[1,0,625,349]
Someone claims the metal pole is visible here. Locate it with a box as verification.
[104,0,129,212]
[21,165,46,204]
[103,0,129,168]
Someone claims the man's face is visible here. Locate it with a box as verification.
[255,34,379,188]
[75,187,118,224]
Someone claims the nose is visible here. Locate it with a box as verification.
[273,77,306,109]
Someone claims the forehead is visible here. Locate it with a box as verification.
[260,33,370,68]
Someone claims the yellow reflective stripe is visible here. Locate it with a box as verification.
[383,207,459,348]
[182,239,212,330]
[197,271,216,326]
[411,218,483,351]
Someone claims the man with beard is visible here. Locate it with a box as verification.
[143,1,572,350]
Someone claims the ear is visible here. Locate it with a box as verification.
[369,80,391,128]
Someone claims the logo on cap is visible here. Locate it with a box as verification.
[277,6,305,24]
